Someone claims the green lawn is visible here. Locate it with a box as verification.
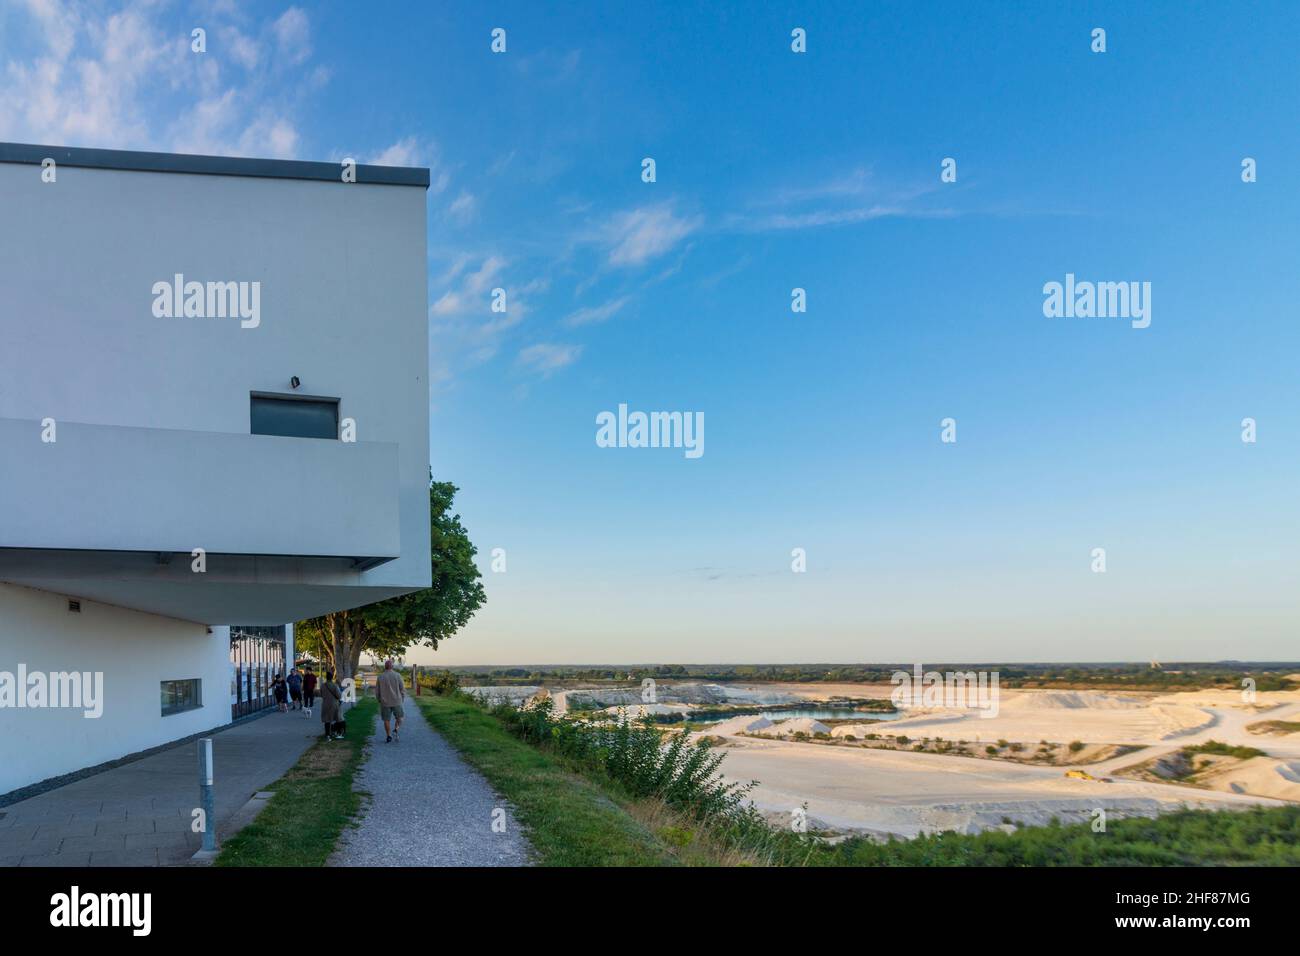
[215,698,377,867]
[416,693,688,865]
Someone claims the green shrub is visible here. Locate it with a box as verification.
[423,670,461,695]
[814,806,1300,867]
[480,696,759,824]
[1185,740,1266,760]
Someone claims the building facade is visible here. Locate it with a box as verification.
[0,143,431,796]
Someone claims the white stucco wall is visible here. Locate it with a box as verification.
[0,583,232,796]
[0,151,429,792]
[0,159,431,601]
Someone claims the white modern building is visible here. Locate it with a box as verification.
[0,143,432,797]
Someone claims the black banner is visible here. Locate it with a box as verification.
[0,865,1286,938]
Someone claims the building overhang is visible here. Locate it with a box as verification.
[0,417,409,621]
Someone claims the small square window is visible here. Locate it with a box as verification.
[161,679,202,716]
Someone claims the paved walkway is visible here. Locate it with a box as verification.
[331,696,532,866]
[0,708,323,867]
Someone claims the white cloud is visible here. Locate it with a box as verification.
[448,190,477,223]
[517,343,582,377]
[605,204,700,267]
[370,136,420,166]
[744,204,908,231]
[431,255,507,317]
[237,113,299,159]
[428,255,555,370]
[225,29,261,71]
[271,7,311,66]
[730,167,946,232]
[0,2,169,147]
[562,295,629,328]
[0,1,313,159]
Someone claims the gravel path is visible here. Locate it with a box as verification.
[330,698,532,867]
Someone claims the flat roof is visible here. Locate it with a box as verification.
[0,141,430,188]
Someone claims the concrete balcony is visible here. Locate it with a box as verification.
[0,416,399,561]
[0,417,408,622]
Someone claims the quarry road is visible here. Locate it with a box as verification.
[329,695,532,867]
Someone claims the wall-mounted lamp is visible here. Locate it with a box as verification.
[290,376,301,390]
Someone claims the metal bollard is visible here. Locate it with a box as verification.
[197,738,216,853]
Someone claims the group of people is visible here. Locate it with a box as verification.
[269,665,345,740]
[271,665,318,712]
[267,659,406,744]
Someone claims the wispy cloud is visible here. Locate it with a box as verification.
[270,7,311,66]
[562,295,629,328]
[740,204,927,231]
[725,166,948,233]
[431,255,508,319]
[430,256,555,367]
[604,204,700,267]
[517,343,582,377]
[0,0,320,159]
[447,190,477,223]
[370,136,420,166]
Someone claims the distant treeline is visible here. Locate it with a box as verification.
[447,662,1298,691]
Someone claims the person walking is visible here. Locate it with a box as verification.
[286,667,303,710]
[272,673,288,712]
[320,669,343,740]
[376,659,405,744]
[302,666,317,716]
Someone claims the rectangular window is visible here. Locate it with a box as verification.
[161,679,202,716]
[250,393,339,440]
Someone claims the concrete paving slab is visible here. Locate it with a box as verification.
[0,707,323,866]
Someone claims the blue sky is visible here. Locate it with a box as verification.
[3,1,1297,663]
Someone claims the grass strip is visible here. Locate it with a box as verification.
[416,693,686,866]
[215,697,377,867]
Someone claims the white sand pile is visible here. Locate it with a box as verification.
[1198,758,1300,802]
[1002,691,1146,711]
[881,688,1214,744]
[707,714,774,736]
[757,717,831,737]
[831,724,879,738]
[1152,688,1300,712]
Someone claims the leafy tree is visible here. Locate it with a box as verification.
[296,478,486,679]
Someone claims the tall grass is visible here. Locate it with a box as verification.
[476,693,813,863]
